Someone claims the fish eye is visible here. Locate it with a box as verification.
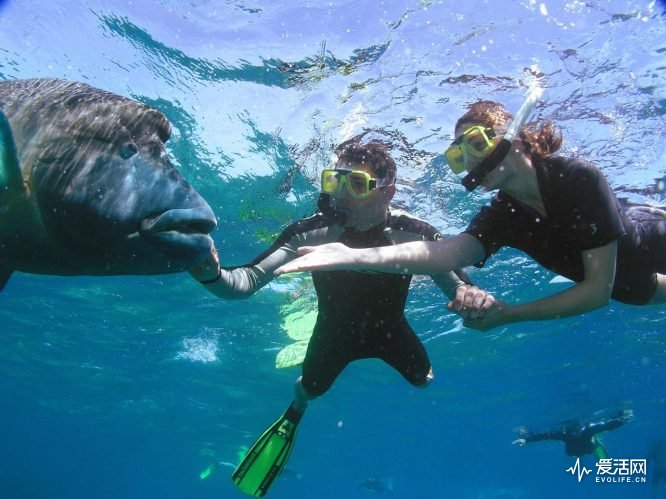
[119,142,138,159]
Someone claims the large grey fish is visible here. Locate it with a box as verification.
[0,78,217,290]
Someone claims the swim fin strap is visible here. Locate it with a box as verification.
[232,403,303,497]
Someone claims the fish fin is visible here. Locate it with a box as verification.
[0,109,24,200]
[0,110,21,286]
[232,403,302,497]
[0,266,12,291]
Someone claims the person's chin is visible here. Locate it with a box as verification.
[335,206,350,217]
[343,214,365,228]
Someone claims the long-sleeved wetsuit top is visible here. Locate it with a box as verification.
[464,156,666,304]
[210,208,470,396]
[524,414,629,457]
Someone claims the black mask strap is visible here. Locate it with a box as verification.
[461,138,512,191]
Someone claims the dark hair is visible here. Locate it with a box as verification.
[455,100,563,161]
[335,133,397,182]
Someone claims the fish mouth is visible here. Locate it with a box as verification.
[139,208,217,263]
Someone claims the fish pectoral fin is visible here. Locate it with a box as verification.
[0,266,13,292]
[0,109,25,199]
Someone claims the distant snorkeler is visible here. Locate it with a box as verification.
[357,477,394,494]
[512,409,634,459]
[275,89,666,331]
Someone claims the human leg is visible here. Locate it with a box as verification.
[380,322,433,387]
[297,325,351,408]
[293,376,315,413]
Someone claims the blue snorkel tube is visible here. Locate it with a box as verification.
[461,86,544,191]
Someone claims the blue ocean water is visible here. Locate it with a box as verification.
[1,0,665,498]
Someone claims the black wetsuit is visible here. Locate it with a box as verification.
[213,209,469,397]
[464,156,666,304]
[524,414,629,457]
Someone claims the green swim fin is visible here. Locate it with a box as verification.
[593,439,609,460]
[232,403,303,497]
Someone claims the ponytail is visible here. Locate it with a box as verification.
[519,121,562,160]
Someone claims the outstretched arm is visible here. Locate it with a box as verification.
[583,409,633,438]
[189,237,299,299]
[189,247,283,299]
[465,240,617,331]
[513,426,567,446]
[275,233,485,276]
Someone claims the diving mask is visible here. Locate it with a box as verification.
[444,126,497,174]
[321,169,393,200]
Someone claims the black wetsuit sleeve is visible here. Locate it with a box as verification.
[524,429,567,443]
[581,416,627,438]
[211,215,333,299]
[212,241,297,299]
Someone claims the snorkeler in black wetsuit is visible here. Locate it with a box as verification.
[191,135,493,496]
[192,134,492,409]
[304,213,446,395]
[201,206,462,395]
[513,409,634,459]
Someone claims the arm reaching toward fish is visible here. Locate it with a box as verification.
[274,234,485,276]
[274,243,368,274]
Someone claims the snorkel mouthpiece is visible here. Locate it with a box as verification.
[461,86,544,191]
[318,193,347,225]
[461,140,511,191]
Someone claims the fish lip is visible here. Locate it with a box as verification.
[138,207,217,263]
[140,208,217,236]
